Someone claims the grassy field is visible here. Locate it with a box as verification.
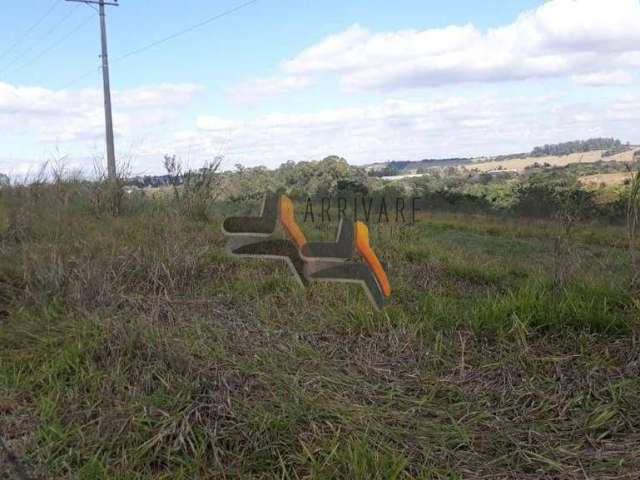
[463,149,639,173]
[379,149,640,180]
[579,172,634,187]
[1,184,639,479]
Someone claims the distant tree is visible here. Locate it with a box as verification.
[336,179,368,196]
[224,165,275,201]
[531,138,623,157]
[513,184,562,218]
[369,165,401,177]
[274,156,368,198]
[478,172,493,185]
[513,182,596,220]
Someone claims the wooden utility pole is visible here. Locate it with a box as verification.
[66,0,118,179]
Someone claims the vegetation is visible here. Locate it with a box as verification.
[222,155,369,200]
[119,152,637,226]
[1,156,639,478]
[163,155,223,221]
[367,158,473,177]
[530,138,625,157]
[362,138,631,178]
[627,163,640,285]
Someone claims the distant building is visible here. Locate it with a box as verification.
[123,185,143,195]
[127,175,182,188]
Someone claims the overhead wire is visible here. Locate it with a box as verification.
[111,0,259,63]
[0,4,80,75]
[56,0,260,90]
[0,0,62,62]
[3,0,260,169]
[10,13,96,76]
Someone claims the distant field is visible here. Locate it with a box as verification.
[469,148,639,173]
[382,148,639,180]
[580,171,634,187]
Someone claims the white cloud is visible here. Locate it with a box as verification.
[225,76,311,104]
[116,83,204,108]
[4,86,640,174]
[0,82,204,176]
[572,70,634,86]
[278,0,640,90]
[0,81,203,143]
[196,116,241,131]
[167,93,640,169]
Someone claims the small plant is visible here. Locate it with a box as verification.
[163,154,223,220]
[626,160,640,286]
[551,188,595,287]
[89,155,131,217]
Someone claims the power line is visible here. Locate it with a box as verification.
[57,0,260,89]
[25,6,79,51]
[58,66,101,89]
[9,13,95,76]
[0,5,80,75]
[58,65,101,90]
[112,0,260,63]
[0,0,61,62]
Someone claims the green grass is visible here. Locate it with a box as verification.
[1,185,639,478]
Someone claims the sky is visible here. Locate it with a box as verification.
[1,0,640,177]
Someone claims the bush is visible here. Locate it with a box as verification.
[513,183,596,220]
[164,155,222,221]
[418,190,495,214]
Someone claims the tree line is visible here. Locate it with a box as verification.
[530,138,626,157]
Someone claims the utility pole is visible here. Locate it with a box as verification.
[66,0,118,179]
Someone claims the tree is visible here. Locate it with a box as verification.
[274,156,368,198]
[531,138,623,157]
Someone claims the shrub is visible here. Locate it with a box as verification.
[163,155,223,221]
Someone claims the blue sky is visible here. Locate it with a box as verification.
[1,0,640,176]
[1,1,541,87]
